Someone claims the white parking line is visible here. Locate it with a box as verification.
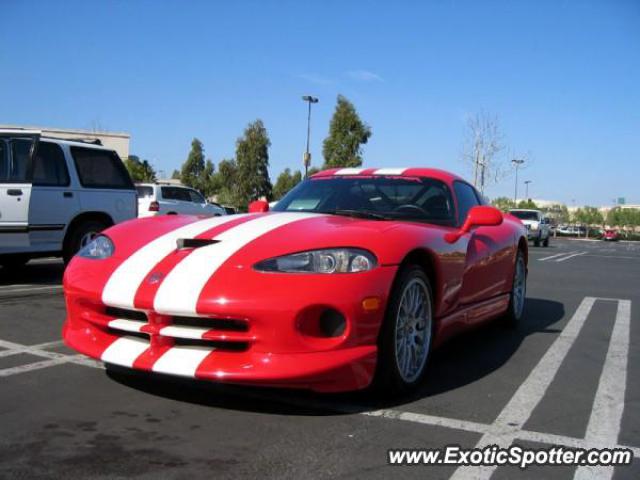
[556,251,587,262]
[538,251,578,261]
[574,299,631,480]
[450,297,596,480]
[0,285,62,294]
[0,339,64,358]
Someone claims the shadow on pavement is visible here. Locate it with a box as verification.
[106,297,565,416]
[0,259,64,287]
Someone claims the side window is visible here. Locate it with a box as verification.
[32,142,70,186]
[70,147,134,189]
[0,139,33,183]
[161,187,176,200]
[454,181,480,225]
[0,140,7,181]
[188,189,205,204]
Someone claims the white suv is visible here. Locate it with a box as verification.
[509,209,551,247]
[135,183,225,218]
[0,129,137,268]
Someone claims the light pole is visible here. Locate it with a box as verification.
[512,159,524,204]
[302,95,319,178]
[524,180,532,200]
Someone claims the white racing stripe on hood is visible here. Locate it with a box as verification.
[153,212,322,315]
[334,168,364,175]
[373,168,407,175]
[102,214,250,308]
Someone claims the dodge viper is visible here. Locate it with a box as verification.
[63,167,528,393]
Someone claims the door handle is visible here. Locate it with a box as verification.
[7,189,23,196]
[63,191,74,198]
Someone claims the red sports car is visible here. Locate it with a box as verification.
[63,168,528,393]
[603,229,619,241]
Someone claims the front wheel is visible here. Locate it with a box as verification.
[374,265,434,395]
[543,235,549,247]
[502,250,527,326]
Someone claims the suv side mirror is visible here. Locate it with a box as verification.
[248,200,269,213]
[445,206,503,243]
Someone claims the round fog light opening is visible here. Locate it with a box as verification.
[319,309,346,337]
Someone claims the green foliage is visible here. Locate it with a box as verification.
[180,138,206,191]
[235,119,273,203]
[607,208,640,228]
[540,204,570,224]
[307,166,321,176]
[574,206,604,226]
[273,168,302,200]
[214,159,241,207]
[124,155,156,182]
[171,169,181,179]
[491,196,515,211]
[517,199,538,209]
[322,95,372,168]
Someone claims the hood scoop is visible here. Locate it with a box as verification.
[176,238,220,250]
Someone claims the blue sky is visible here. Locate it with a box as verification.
[2,0,639,205]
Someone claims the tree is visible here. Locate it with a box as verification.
[181,138,207,192]
[574,206,604,238]
[491,196,515,211]
[214,158,241,207]
[322,95,372,168]
[517,199,538,209]
[235,119,273,204]
[461,112,506,194]
[124,155,156,182]
[273,168,302,200]
[171,169,181,180]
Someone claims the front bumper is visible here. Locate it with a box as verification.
[63,259,397,392]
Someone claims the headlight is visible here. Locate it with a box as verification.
[78,235,115,260]
[254,248,377,273]
[530,222,539,230]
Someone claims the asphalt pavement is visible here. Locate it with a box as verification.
[0,238,638,479]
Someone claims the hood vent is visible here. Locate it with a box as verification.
[176,238,220,250]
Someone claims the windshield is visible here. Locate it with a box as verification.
[510,210,539,221]
[136,186,154,198]
[273,176,455,225]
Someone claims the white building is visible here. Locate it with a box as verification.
[0,124,130,160]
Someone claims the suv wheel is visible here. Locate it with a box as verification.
[543,235,550,247]
[0,255,29,271]
[63,220,108,264]
[374,265,433,395]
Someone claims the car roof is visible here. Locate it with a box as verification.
[310,167,466,183]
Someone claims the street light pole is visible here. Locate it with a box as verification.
[302,95,319,178]
[524,180,532,200]
[512,159,524,204]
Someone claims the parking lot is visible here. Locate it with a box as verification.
[0,238,638,479]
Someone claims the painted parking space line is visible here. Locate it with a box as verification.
[0,285,62,295]
[574,299,631,480]
[450,297,596,479]
[556,251,587,262]
[538,251,578,261]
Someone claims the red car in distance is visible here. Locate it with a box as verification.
[603,229,619,241]
[63,167,528,394]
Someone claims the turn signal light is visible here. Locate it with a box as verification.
[362,297,381,312]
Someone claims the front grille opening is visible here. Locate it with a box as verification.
[107,328,148,341]
[105,306,147,322]
[172,316,248,332]
[173,337,249,352]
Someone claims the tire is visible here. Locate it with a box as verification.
[374,265,434,395]
[0,255,29,271]
[63,220,108,264]
[543,235,549,247]
[533,234,540,247]
[502,250,527,326]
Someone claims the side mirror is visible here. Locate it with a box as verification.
[248,200,269,213]
[445,206,503,243]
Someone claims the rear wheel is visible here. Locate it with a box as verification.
[502,250,527,326]
[63,220,108,264]
[374,265,433,395]
[543,235,549,247]
[533,234,540,247]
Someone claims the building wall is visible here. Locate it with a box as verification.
[0,124,130,159]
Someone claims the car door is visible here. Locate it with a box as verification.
[455,181,513,309]
[28,141,80,248]
[0,130,39,251]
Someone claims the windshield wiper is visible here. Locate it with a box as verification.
[320,209,391,220]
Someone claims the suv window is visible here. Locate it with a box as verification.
[70,147,134,189]
[136,186,154,198]
[453,181,480,225]
[188,189,205,204]
[33,142,70,186]
[161,186,191,202]
[0,139,32,183]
